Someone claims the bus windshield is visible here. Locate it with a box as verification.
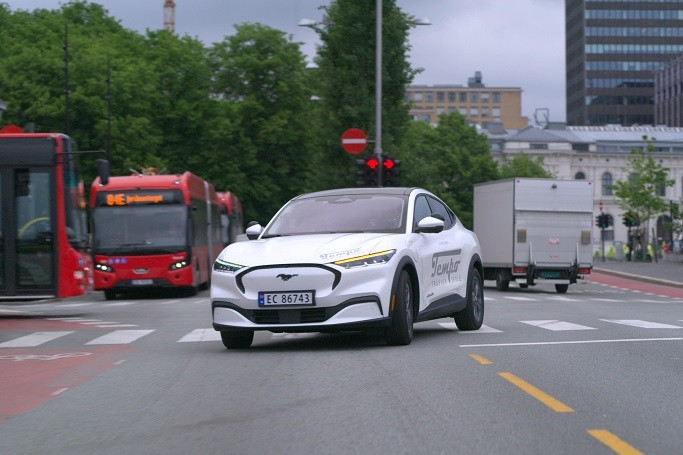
[92,205,188,255]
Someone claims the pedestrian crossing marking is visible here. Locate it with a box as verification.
[520,320,596,331]
[600,319,682,329]
[96,324,138,328]
[437,322,502,333]
[0,331,74,348]
[177,328,221,342]
[85,330,155,345]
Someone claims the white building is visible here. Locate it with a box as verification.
[482,123,683,249]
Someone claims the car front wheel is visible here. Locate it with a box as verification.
[220,330,254,349]
[454,268,484,331]
[384,269,413,346]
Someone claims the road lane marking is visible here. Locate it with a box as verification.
[547,296,581,301]
[520,320,596,331]
[0,331,74,348]
[460,337,683,347]
[591,298,622,302]
[96,324,138,328]
[85,330,155,345]
[587,429,644,455]
[505,296,537,301]
[55,303,92,308]
[469,354,492,365]
[498,372,574,413]
[601,319,682,329]
[178,329,221,342]
[51,388,69,396]
[160,299,182,305]
[80,321,119,325]
[103,301,138,307]
[437,322,502,333]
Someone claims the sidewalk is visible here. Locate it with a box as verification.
[592,256,683,288]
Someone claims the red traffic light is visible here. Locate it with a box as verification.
[383,158,395,170]
[365,157,379,169]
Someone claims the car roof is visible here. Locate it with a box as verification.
[294,187,420,200]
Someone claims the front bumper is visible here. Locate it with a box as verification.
[210,261,396,332]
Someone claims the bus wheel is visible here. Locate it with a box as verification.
[104,290,117,300]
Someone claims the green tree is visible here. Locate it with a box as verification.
[497,152,554,179]
[208,23,315,222]
[398,112,498,228]
[612,138,675,250]
[309,0,417,189]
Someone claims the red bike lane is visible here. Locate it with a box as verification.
[588,271,683,299]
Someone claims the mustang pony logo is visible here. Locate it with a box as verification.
[276,273,298,281]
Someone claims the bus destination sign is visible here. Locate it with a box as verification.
[96,190,183,207]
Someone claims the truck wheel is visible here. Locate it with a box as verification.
[220,331,254,349]
[384,269,414,346]
[104,290,117,300]
[454,268,484,331]
[555,284,569,294]
[495,269,509,291]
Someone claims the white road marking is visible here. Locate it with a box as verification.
[56,303,92,308]
[160,299,182,305]
[600,319,682,329]
[0,309,24,314]
[505,296,537,301]
[177,329,221,342]
[80,321,119,325]
[591,298,622,302]
[85,330,155,345]
[459,337,683,348]
[437,322,502,333]
[47,318,99,322]
[96,324,138,328]
[51,388,69,396]
[103,301,139,307]
[0,331,74,348]
[520,320,596,331]
[634,299,674,303]
[547,296,581,301]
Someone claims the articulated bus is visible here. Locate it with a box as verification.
[90,171,223,299]
[217,191,244,245]
[0,129,91,299]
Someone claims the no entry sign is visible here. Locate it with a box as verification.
[341,128,367,154]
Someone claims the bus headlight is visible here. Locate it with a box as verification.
[169,260,189,270]
[95,263,114,273]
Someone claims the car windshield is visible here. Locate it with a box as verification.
[92,205,188,254]
[263,194,407,236]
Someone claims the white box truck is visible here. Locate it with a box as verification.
[473,178,594,293]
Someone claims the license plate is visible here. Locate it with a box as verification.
[258,291,315,307]
[539,271,561,278]
[131,279,153,285]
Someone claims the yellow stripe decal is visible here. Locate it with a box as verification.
[587,430,644,455]
[334,250,393,264]
[469,354,492,365]
[498,372,574,413]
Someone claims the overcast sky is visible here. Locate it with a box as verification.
[3,0,566,123]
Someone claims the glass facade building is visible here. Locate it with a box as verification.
[566,0,683,125]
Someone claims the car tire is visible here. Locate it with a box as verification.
[454,268,484,331]
[495,269,509,291]
[519,283,529,289]
[384,269,413,346]
[555,284,569,294]
[220,331,254,349]
[104,290,117,300]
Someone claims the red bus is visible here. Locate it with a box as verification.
[216,191,244,245]
[90,171,223,299]
[0,130,91,299]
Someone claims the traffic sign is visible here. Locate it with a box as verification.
[341,128,367,154]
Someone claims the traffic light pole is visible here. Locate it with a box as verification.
[374,0,383,187]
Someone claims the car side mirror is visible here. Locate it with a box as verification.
[416,216,444,234]
[245,221,263,240]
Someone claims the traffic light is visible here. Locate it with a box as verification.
[355,157,379,187]
[596,214,603,228]
[596,213,613,229]
[622,211,639,227]
[383,155,401,187]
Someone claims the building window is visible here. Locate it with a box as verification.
[658,182,666,197]
[492,92,501,103]
[421,114,430,122]
[481,92,490,102]
[601,172,613,196]
[469,107,478,117]
[470,92,478,103]
[530,143,548,149]
[425,92,433,102]
[437,107,445,115]
[413,93,423,102]
[575,172,586,180]
[481,107,490,117]
[572,143,589,151]
[459,107,467,115]
[492,107,501,117]
[436,91,445,103]
[459,92,467,102]
[448,92,456,102]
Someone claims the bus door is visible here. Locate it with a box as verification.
[0,167,57,298]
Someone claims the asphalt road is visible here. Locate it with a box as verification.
[1,278,681,455]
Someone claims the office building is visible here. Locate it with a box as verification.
[406,72,528,130]
[655,53,683,126]
[566,0,683,126]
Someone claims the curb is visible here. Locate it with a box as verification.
[592,268,683,289]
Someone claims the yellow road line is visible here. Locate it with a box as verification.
[587,429,644,455]
[498,372,574,413]
[469,354,492,365]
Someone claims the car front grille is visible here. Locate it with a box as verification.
[252,308,328,324]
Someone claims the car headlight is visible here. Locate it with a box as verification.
[333,250,396,269]
[213,258,244,273]
[169,260,189,270]
[95,263,114,273]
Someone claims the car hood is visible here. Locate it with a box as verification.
[218,233,397,267]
